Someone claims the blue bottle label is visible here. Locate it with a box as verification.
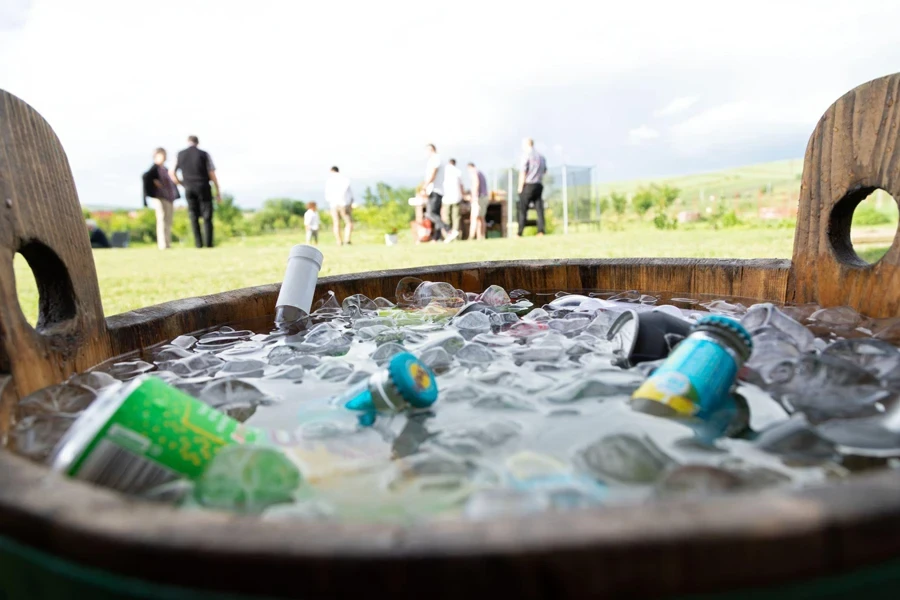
[632,336,738,418]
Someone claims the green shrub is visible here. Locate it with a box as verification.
[652,214,677,230]
[852,204,892,226]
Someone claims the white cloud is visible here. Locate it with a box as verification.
[654,96,699,117]
[668,96,832,156]
[2,0,900,206]
[627,125,660,145]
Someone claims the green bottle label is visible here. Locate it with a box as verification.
[63,377,262,493]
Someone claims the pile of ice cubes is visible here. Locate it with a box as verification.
[7,277,900,523]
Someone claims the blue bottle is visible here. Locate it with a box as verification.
[631,315,753,430]
[341,352,438,425]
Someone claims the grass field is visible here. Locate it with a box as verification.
[11,223,895,324]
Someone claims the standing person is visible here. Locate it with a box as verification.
[440,158,464,239]
[142,148,180,250]
[422,144,457,242]
[171,136,221,248]
[304,201,321,245]
[467,162,490,240]
[325,166,354,246]
[517,138,547,237]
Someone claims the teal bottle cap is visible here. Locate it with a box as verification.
[694,315,754,359]
[387,352,439,408]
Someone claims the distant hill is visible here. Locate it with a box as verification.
[595,158,804,202]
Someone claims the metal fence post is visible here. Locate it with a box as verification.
[507,168,514,238]
[561,164,568,234]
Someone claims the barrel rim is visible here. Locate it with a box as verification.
[13,257,893,597]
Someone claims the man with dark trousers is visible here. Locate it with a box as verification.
[171,136,221,248]
[517,137,547,237]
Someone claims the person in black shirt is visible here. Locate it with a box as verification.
[171,135,222,248]
[86,219,111,249]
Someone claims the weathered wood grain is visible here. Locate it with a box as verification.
[789,73,900,316]
[0,90,111,430]
[1,78,900,599]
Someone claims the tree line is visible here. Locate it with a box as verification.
[83,183,418,245]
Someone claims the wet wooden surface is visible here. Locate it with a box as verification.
[1,76,900,598]
[0,90,111,430]
[789,72,900,317]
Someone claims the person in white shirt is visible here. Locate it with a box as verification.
[440,158,465,239]
[422,144,458,242]
[304,201,321,245]
[325,166,354,245]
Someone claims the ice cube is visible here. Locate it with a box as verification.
[478,285,511,307]
[700,300,748,316]
[511,345,565,364]
[419,347,454,374]
[357,325,391,341]
[754,414,839,463]
[464,489,551,519]
[374,297,396,309]
[423,283,466,309]
[312,291,341,313]
[543,378,635,403]
[199,379,271,421]
[575,434,675,484]
[548,315,591,337]
[152,345,195,362]
[12,414,81,462]
[454,312,491,339]
[105,360,156,381]
[470,333,518,347]
[171,335,197,350]
[170,375,214,396]
[655,465,745,497]
[218,359,266,378]
[809,305,862,327]
[266,345,301,366]
[432,420,521,456]
[523,308,550,322]
[470,388,537,411]
[395,277,425,307]
[263,366,306,381]
[157,354,224,377]
[194,445,302,513]
[743,303,815,351]
[509,289,531,299]
[822,339,900,387]
[456,343,497,368]
[371,329,407,345]
[284,355,321,369]
[489,312,519,332]
[66,371,118,393]
[352,317,394,330]
[342,294,377,318]
[16,383,98,419]
[422,333,466,356]
[370,342,405,366]
[346,370,372,385]
[316,360,354,382]
[770,354,890,422]
[817,404,900,458]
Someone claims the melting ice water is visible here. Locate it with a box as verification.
[8,278,900,525]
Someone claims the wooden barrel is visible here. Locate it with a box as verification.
[0,74,899,600]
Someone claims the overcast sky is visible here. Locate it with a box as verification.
[2,0,899,208]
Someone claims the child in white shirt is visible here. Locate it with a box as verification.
[304,202,321,245]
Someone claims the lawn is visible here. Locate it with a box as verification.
[11,225,894,323]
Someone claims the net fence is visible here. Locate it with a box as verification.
[486,165,600,234]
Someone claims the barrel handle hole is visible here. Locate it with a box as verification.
[15,240,76,330]
[829,187,900,267]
